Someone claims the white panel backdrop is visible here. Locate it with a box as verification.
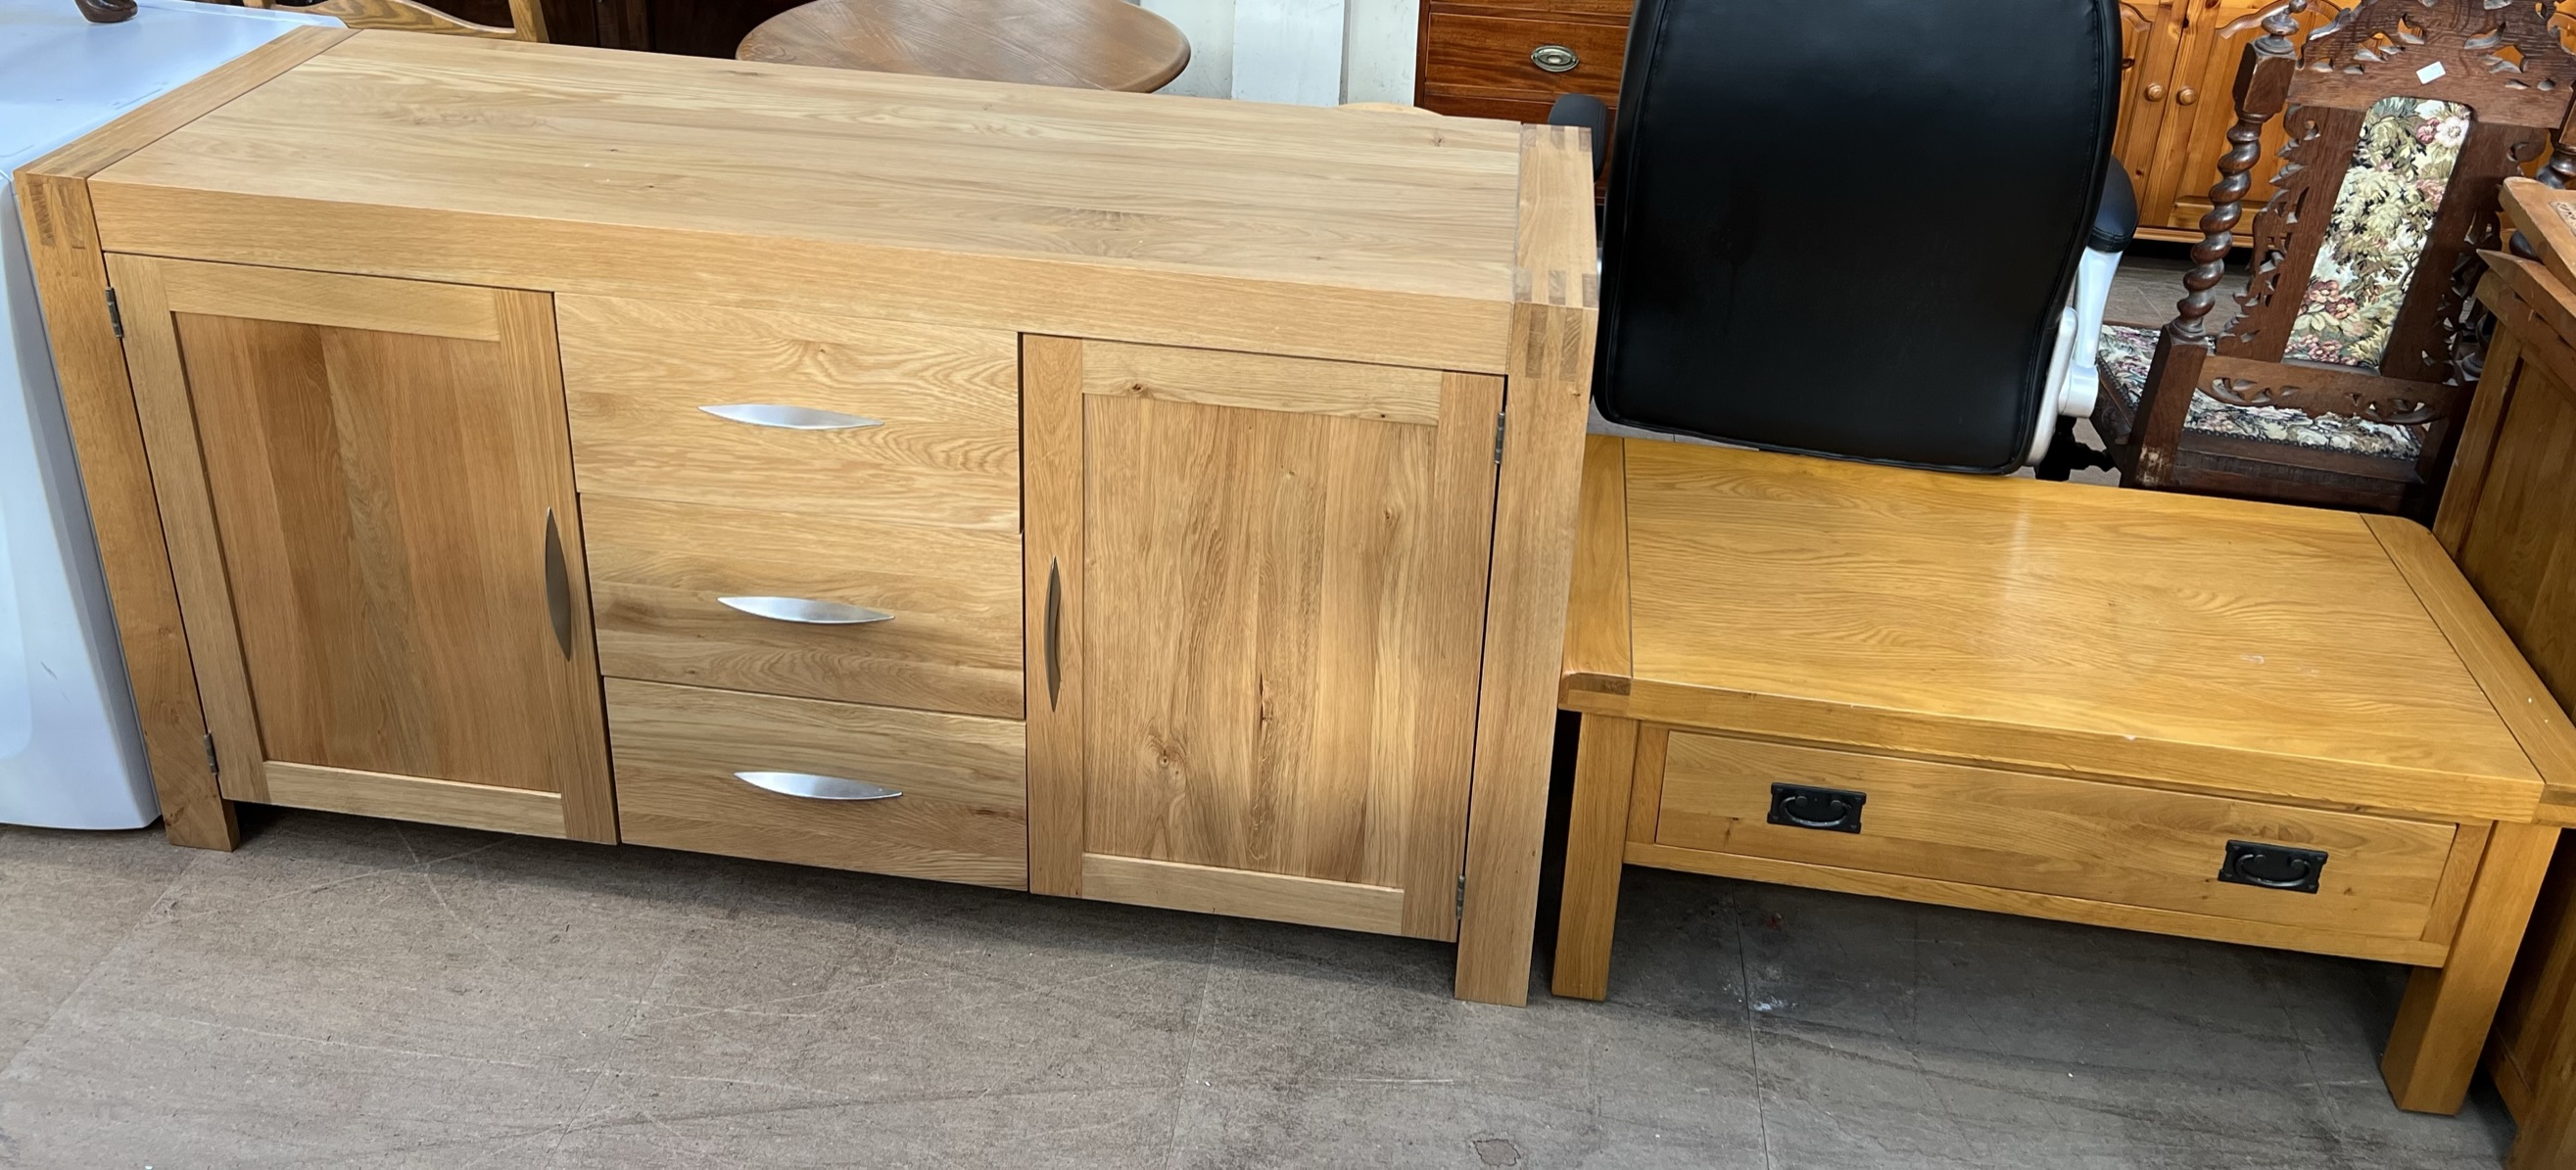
[1138,0,1415,104]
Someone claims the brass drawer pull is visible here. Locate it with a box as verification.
[699,403,883,431]
[718,595,893,625]
[2218,840,2325,894]
[735,771,901,801]
[1768,782,1865,833]
[1531,44,1580,73]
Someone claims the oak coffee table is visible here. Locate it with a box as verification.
[1552,436,2576,1113]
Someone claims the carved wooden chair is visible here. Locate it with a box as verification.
[240,0,547,40]
[2076,0,2576,513]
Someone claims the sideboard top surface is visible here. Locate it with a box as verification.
[86,33,1527,305]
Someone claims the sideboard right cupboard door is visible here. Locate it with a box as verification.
[1023,337,1503,940]
[106,256,615,842]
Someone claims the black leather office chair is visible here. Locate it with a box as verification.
[1552,0,2135,473]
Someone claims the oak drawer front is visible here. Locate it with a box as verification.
[1422,14,1627,102]
[1655,733,2457,940]
[607,679,1026,888]
[557,295,1020,532]
[585,494,1024,719]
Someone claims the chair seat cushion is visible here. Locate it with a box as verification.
[2096,324,2422,459]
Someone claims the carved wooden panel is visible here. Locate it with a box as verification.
[2292,0,2576,128]
[2199,353,2465,424]
[2218,104,2365,359]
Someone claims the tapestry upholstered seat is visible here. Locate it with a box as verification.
[2097,324,2421,457]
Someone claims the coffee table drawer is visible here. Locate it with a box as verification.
[558,294,1020,531]
[1653,733,2459,941]
[585,493,1024,719]
[607,679,1026,888]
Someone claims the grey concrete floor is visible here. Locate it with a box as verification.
[2105,247,2251,330]
[0,805,2517,1168]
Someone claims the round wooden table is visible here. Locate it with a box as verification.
[738,0,1192,94]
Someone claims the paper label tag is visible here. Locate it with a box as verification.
[2417,60,2449,84]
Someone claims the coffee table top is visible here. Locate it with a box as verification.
[1560,436,2576,823]
[738,0,1191,94]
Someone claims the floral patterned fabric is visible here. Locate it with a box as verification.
[2096,324,2421,457]
[2282,96,2470,369]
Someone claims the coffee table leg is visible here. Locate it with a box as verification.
[1551,714,1638,1001]
[2384,820,2561,1113]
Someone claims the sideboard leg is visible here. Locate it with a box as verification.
[161,786,241,851]
[1551,714,1636,1001]
[2385,820,2560,1113]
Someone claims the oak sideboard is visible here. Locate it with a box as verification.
[17,27,1598,1005]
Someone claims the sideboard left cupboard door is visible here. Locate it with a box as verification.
[1023,337,1503,940]
[106,256,615,842]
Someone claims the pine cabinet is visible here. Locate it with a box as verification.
[25,29,1596,1004]
[2116,0,2333,240]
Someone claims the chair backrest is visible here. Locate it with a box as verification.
[2212,0,2576,386]
[1591,0,2118,472]
[243,0,547,40]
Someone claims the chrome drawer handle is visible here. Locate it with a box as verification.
[1531,44,1580,72]
[735,771,901,801]
[699,403,883,431]
[718,595,893,625]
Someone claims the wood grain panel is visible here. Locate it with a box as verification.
[1077,366,1503,939]
[110,255,612,840]
[1412,93,1571,128]
[2384,820,2561,1112]
[1598,439,2543,822]
[1656,733,2457,940]
[1421,13,1626,102]
[160,260,500,339]
[1623,841,2452,966]
[86,34,1527,372]
[1022,336,1087,898]
[1550,713,1634,1000]
[557,295,1020,531]
[584,493,1023,719]
[263,761,566,837]
[1079,853,1406,934]
[19,177,234,848]
[1426,0,1632,23]
[1455,123,1598,1005]
[607,679,1026,888]
[2370,513,2576,827]
[1559,432,1629,692]
[1078,341,1447,426]
[2448,361,2576,716]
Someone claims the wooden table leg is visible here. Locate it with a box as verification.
[2385,820,2561,1113]
[1550,713,1637,1001]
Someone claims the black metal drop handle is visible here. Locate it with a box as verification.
[1768,783,1865,833]
[2218,840,2326,894]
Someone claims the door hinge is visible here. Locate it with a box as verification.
[105,287,124,339]
[1455,874,1468,921]
[1492,411,1507,463]
[203,732,219,774]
